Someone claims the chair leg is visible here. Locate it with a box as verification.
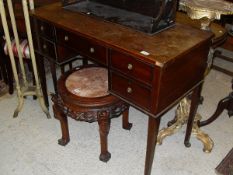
[35,53,49,108]
[0,58,5,81]
[53,103,70,146]
[98,111,111,162]
[122,107,132,130]
[27,60,37,99]
[5,56,14,94]
[60,65,65,75]
[82,58,88,65]
[69,62,72,70]
[0,47,8,83]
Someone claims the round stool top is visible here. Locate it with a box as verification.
[65,67,109,98]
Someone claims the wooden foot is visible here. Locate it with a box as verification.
[99,151,111,163]
[58,138,70,146]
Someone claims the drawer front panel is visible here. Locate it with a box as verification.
[56,28,107,65]
[110,50,154,85]
[110,72,152,111]
[56,45,78,63]
[38,38,56,60]
[36,19,55,40]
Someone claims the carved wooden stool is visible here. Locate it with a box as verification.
[51,66,132,162]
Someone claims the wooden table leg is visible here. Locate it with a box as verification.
[184,83,203,147]
[36,53,49,108]
[144,116,161,175]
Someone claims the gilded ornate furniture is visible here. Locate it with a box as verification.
[179,0,233,30]
[158,0,233,153]
[31,3,213,175]
[52,65,131,162]
[157,12,227,153]
[179,0,233,77]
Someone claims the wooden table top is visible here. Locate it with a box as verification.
[31,2,213,67]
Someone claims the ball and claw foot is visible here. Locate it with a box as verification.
[184,141,191,148]
[99,152,111,162]
[58,138,70,146]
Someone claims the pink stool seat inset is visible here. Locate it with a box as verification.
[52,66,132,162]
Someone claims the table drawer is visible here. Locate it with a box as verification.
[36,19,55,40]
[37,39,79,63]
[56,45,79,63]
[37,38,56,59]
[110,72,152,111]
[110,50,154,85]
[56,28,107,65]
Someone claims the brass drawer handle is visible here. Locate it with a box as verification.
[127,87,132,94]
[40,26,44,31]
[64,36,69,41]
[90,47,95,53]
[127,63,133,70]
[42,44,47,49]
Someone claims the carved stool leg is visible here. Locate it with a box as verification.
[53,104,70,146]
[122,107,132,130]
[98,111,111,162]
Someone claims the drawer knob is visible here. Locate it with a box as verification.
[127,63,133,70]
[42,44,47,49]
[40,26,44,31]
[127,87,132,94]
[64,36,69,41]
[90,47,95,53]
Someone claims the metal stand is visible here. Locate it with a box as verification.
[0,0,50,118]
[198,79,233,127]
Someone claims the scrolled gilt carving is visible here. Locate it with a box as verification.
[157,97,214,152]
[179,0,233,30]
[180,0,233,20]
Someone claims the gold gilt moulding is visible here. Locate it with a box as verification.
[179,0,233,30]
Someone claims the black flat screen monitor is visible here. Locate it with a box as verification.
[62,0,177,34]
